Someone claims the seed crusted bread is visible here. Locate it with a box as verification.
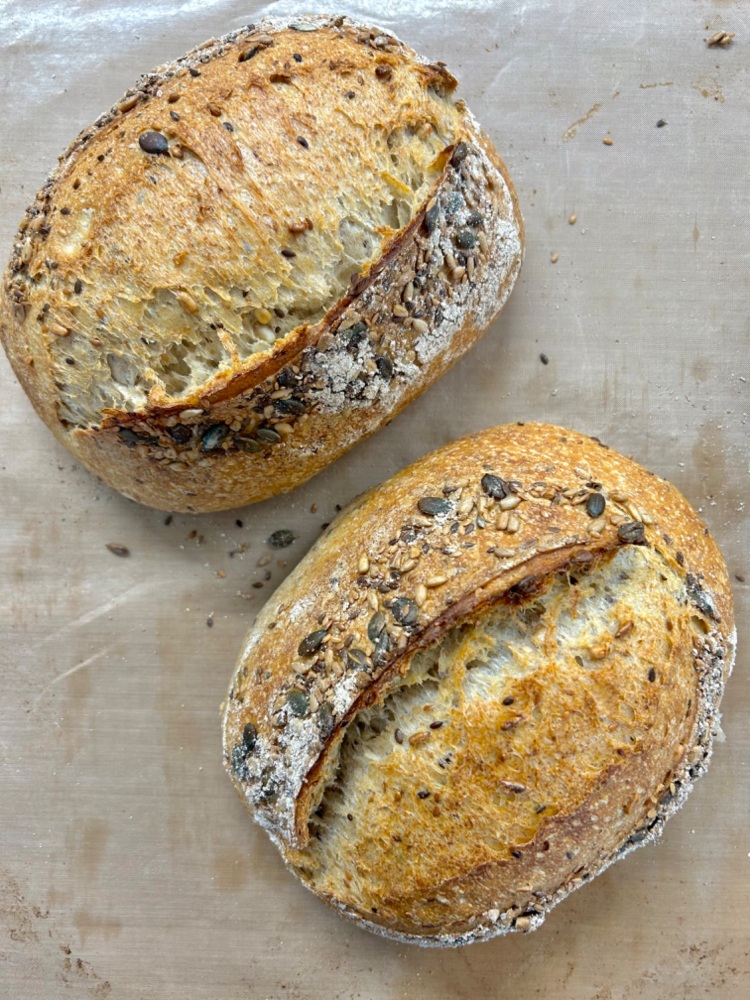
[0,14,523,512]
[222,422,735,945]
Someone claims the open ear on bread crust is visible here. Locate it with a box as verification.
[1,15,523,511]
[223,422,734,945]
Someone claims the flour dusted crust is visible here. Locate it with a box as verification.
[222,422,735,945]
[0,14,523,512]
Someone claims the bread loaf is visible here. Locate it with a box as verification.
[0,14,523,512]
[222,422,735,945]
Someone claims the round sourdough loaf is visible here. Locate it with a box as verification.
[0,14,523,512]
[223,422,735,945]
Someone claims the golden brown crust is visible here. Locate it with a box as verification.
[222,422,735,944]
[0,14,523,511]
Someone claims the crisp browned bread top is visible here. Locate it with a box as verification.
[0,14,523,510]
[223,422,734,944]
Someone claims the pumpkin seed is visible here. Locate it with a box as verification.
[138,131,169,155]
[201,424,229,451]
[287,689,310,717]
[417,497,451,517]
[481,473,507,500]
[298,629,328,656]
[391,597,418,626]
[586,493,606,518]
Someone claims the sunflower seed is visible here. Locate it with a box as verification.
[499,495,521,511]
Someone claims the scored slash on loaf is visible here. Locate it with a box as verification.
[222,422,734,946]
[0,14,523,512]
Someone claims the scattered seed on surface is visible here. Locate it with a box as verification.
[242,722,258,753]
[367,612,386,642]
[481,473,507,500]
[418,497,452,517]
[455,229,476,249]
[200,423,229,451]
[451,142,469,166]
[656,119,668,128]
[268,529,295,549]
[394,729,404,744]
[106,543,129,557]
[617,521,646,545]
[586,493,606,518]
[540,353,549,365]
[391,597,418,626]
[417,789,430,799]
[568,213,577,225]
[206,615,214,628]
[138,131,169,155]
[287,689,310,716]
[347,648,369,670]
[375,355,394,380]
[298,629,328,656]
[423,201,440,233]
[297,135,309,148]
[499,780,527,794]
[499,495,521,511]
[602,136,613,145]
[256,427,282,444]
[648,667,657,682]
[372,630,391,665]
[409,730,429,747]
[280,247,296,259]
[707,30,734,47]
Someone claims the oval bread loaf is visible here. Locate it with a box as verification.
[223,422,735,946]
[0,14,523,512]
